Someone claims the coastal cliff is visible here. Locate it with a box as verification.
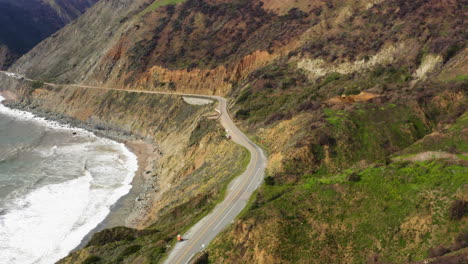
[0,76,248,262]
[0,0,466,263]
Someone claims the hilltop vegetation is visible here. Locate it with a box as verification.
[209,107,467,263]
[0,0,466,263]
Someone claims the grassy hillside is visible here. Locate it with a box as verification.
[211,160,467,263]
[207,39,466,263]
[0,0,466,263]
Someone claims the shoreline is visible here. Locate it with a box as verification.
[0,95,160,253]
[75,140,159,249]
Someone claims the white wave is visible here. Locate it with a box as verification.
[0,149,138,264]
[0,95,139,264]
[0,95,91,135]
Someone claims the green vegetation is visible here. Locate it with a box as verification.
[320,72,342,86]
[231,62,418,128]
[82,256,101,264]
[117,245,142,261]
[31,80,44,89]
[453,75,468,82]
[443,44,463,63]
[189,119,218,147]
[140,0,186,16]
[211,43,466,262]
[211,161,468,263]
[23,80,45,97]
[401,112,468,155]
[18,1,466,263]
[322,104,433,168]
[151,146,250,234]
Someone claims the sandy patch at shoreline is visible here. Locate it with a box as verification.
[104,140,161,229]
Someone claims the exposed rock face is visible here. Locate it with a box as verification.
[0,0,99,69]
[0,0,466,263]
[0,75,248,263]
[134,50,276,95]
[297,42,413,79]
[9,0,465,96]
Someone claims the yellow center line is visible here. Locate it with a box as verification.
[0,71,262,264]
[174,146,259,264]
[174,153,258,263]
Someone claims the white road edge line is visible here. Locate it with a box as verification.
[213,169,260,230]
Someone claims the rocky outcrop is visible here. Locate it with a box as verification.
[0,0,466,263]
[0,75,246,229]
[133,50,276,95]
[297,42,413,79]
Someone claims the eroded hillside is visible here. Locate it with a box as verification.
[0,0,466,263]
[0,74,249,263]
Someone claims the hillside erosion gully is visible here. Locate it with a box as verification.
[0,70,267,264]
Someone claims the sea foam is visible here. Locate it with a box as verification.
[0,95,138,264]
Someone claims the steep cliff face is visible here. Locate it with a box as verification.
[0,75,248,262]
[10,0,465,96]
[0,0,98,69]
[1,0,466,263]
[203,1,467,261]
[208,75,467,263]
[11,0,308,93]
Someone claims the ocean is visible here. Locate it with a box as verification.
[0,95,138,264]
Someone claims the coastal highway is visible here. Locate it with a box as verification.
[0,70,267,264]
[163,96,266,264]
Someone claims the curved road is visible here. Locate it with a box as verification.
[0,71,267,264]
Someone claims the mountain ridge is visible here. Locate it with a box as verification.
[0,0,466,263]
[0,0,99,69]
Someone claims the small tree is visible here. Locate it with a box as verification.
[31,81,44,89]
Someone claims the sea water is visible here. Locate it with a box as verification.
[0,96,138,264]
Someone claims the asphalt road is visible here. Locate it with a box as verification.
[163,96,267,264]
[0,71,267,264]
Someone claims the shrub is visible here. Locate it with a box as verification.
[264,81,275,89]
[280,77,296,89]
[347,173,361,182]
[265,176,275,186]
[86,227,136,247]
[235,109,250,120]
[189,119,216,146]
[444,43,462,63]
[31,81,44,89]
[82,256,101,264]
[345,87,361,95]
[265,112,292,125]
[121,245,142,257]
[168,82,176,90]
[297,101,320,112]
[454,231,468,249]
[192,252,209,264]
[450,200,467,220]
[149,246,167,261]
[428,245,451,258]
[320,72,341,86]
[280,8,307,21]
[236,90,252,103]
